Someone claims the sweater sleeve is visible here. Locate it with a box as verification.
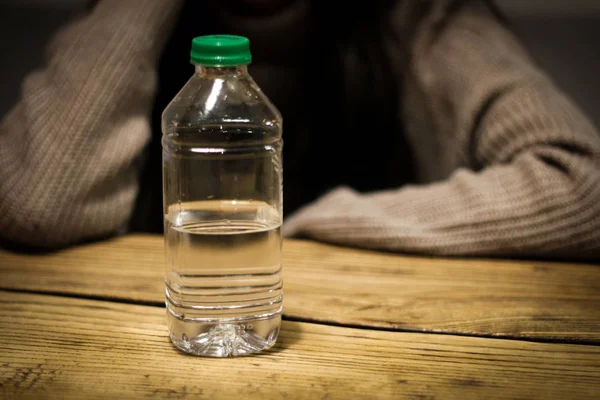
[0,0,183,248]
[283,1,600,260]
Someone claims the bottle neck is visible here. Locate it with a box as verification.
[194,65,248,78]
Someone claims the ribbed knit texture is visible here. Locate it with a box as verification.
[0,0,183,247]
[1,1,599,259]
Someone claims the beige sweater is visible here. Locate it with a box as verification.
[1,0,599,260]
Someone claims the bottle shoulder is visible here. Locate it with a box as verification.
[162,74,282,139]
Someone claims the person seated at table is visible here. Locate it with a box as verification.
[0,0,599,259]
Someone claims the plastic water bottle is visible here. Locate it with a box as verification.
[162,35,283,357]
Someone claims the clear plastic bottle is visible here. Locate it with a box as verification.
[162,35,283,357]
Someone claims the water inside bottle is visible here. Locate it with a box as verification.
[165,200,282,357]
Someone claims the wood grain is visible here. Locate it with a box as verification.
[0,291,599,400]
[1,235,599,342]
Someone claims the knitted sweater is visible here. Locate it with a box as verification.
[1,0,599,259]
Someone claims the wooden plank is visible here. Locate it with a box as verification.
[283,241,600,343]
[1,235,599,342]
[0,291,598,400]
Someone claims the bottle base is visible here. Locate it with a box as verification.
[167,312,281,357]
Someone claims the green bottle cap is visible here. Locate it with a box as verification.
[190,35,252,67]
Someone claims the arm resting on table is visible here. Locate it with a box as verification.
[0,0,182,248]
[284,1,600,260]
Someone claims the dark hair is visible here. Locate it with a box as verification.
[304,1,431,190]
[304,1,505,191]
[324,0,505,128]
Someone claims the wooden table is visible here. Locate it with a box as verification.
[1,235,599,399]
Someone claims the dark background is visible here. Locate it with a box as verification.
[1,0,599,127]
